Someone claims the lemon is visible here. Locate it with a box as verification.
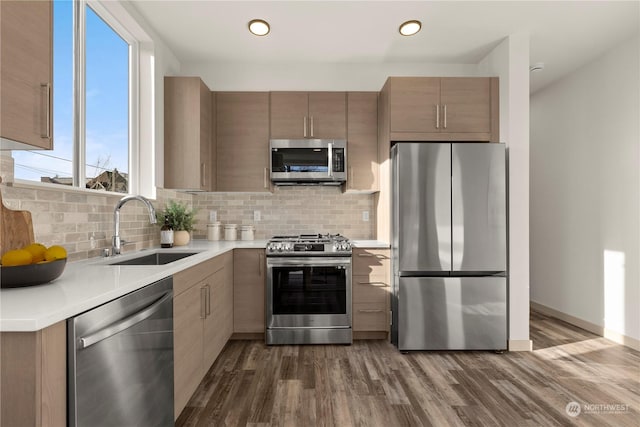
[1,249,33,266]
[23,243,47,263]
[44,245,67,261]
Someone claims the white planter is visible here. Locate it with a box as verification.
[173,230,190,246]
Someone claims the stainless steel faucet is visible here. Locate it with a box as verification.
[112,195,157,255]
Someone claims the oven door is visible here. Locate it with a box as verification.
[267,256,352,329]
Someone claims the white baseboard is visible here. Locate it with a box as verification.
[531,301,640,351]
[508,339,533,351]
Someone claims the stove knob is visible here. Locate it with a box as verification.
[276,243,283,252]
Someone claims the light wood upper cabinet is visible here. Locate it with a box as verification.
[270,92,346,139]
[233,249,266,334]
[216,92,270,192]
[389,78,440,134]
[0,0,53,150]
[164,77,212,191]
[345,92,379,192]
[387,77,499,142]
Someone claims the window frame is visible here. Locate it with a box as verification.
[74,0,140,194]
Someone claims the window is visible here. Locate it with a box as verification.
[13,0,137,194]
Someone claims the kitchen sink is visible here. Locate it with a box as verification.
[108,252,200,266]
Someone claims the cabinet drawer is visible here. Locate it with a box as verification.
[352,249,390,275]
[353,303,388,332]
[174,255,226,296]
[352,275,390,304]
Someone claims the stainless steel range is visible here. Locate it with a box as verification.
[266,234,352,345]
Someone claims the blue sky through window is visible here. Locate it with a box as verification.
[13,0,129,190]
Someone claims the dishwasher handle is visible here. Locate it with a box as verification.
[78,290,173,350]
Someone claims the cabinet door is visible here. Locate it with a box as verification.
[389,77,440,133]
[173,284,204,419]
[199,80,212,190]
[0,0,52,149]
[216,92,270,192]
[270,92,308,139]
[308,92,346,139]
[440,78,491,133]
[203,269,226,370]
[222,252,234,340]
[164,77,211,190]
[346,92,378,191]
[233,249,265,333]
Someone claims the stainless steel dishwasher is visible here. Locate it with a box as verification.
[68,277,174,427]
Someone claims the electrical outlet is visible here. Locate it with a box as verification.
[209,210,217,223]
[362,211,369,222]
[254,210,261,221]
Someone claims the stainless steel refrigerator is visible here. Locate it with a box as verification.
[391,142,507,351]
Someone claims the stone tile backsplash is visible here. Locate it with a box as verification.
[1,181,192,262]
[192,186,375,240]
[2,153,374,261]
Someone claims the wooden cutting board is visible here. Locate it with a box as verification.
[0,177,35,257]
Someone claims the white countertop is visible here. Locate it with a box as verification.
[0,238,389,332]
[0,240,268,332]
[351,240,390,248]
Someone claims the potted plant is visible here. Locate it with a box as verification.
[156,200,197,246]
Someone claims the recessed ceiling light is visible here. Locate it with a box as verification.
[248,19,270,36]
[399,20,421,36]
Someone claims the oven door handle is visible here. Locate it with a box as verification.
[267,257,351,267]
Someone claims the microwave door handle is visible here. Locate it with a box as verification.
[328,142,333,177]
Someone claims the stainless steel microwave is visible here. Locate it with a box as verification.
[270,139,347,185]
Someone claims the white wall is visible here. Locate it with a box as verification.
[109,1,182,194]
[530,34,640,343]
[478,33,531,350]
[181,61,479,91]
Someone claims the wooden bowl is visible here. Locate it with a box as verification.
[1,259,67,289]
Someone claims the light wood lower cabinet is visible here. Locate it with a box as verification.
[173,252,232,420]
[233,249,265,334]
[0,321,66,426]
[352,248,391,338]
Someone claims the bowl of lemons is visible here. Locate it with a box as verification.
[1,243,67,288]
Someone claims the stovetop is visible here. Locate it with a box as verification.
[266,233,352,256]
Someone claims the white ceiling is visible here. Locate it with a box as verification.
[129,0,639,93]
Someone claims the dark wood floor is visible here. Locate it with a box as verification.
[177,312,640,426]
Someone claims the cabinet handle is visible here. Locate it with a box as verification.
[357,281,389,287]
[200,287,207,319]
[206,285,211,316]
[303,116,308,137]
[258,253,263,276]
[358,309,383,313]
[263,167,269,189]
[443,104,447,129]
[201,163,206,188]
[435,104,440,129]
[310,116,314,137]
[357,253,374,257]
[41,83,51,139]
